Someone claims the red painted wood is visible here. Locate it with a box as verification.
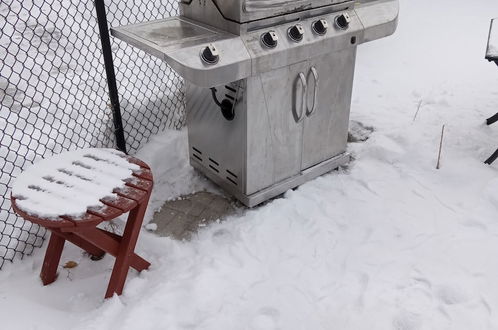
[126,156,150,169]
[132,168,153,181]
[105,193,151,298]
[96,228,150,270]
[40,233,65,285]
[87,204,124,221]
[61,213,104,228]
[101,195,137,212]
[10,196,75,229]
[52,230,106,259]
[124,176,153,192]
[75,227,150,272]
[113,185,148,203]
[11,152,153,299]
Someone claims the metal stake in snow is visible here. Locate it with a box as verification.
[413,100,423,122]
[436,125,445,169]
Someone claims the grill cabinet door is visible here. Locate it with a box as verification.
[301,48,356,170]
[245,60,309,195]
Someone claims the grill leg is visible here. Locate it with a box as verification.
[105,195,151,298]
[40,232,65,285]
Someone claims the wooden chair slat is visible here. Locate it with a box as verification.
[124,176,153,192]
[101,195,138,212]
[10,196,75,229]
[87,204,124,221]
[126,156,150,169]
[132,168,153,181]
[61,213,104,228]
[113,185,148,203]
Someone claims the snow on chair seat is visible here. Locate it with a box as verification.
[10,148,153,299]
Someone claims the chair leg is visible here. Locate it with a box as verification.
[40,232,65,285]
[105,195,150,298]
[74,227,150,271]
[52,230,106,260]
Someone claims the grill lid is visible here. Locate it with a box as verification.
[244,0,315,12]
[212,0,350,23]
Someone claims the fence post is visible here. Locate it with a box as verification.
[94,0,128,154]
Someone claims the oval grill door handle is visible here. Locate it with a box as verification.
[306,66,319,117]
[294,72,307,123]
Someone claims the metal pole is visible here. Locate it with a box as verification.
[94,0,128,154]
[485,148,498,165]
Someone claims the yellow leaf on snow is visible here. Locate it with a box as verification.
[63,261,78,269]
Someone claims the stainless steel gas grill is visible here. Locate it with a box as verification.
[111,0,398,207]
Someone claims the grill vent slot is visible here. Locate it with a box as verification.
[226,176,238,186]
[225,85,237,93]
[194,153,238,186]
[209,157,220,173]
[192,147,203,162]
[226,169,238,186]
[226,169,238,179]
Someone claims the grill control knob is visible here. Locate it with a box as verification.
[200,44,219,65]
[288,24,305,42]
[335,13,351,30]
[312,19,328,35]
[261,31,278,49]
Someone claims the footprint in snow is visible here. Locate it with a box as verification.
[212,228,234,244]
[393,311,422,330]
[435,285,468,305]
[348,120,374,143]
[251,307,280,330]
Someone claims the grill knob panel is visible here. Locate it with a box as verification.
[288,24,304,42]
[335,13,351,30]
[261,31,278,49]
[200,44,219,65]
[312,19,328,35]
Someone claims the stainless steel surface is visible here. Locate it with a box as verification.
[185,47,356,204]
[306,66,319,117]
[111,0,399,206]
[302,48,356,170]
[111,18,252,87]
[183,0,350,24]
[354,0,399,42]
[112,1,398,84]
[295,72,308,123]
[245,60,311,194]
[186,81,246,192]
[192,152,351,207]
[242,8,364,74]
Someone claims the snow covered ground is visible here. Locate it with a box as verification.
[2,0,498,329]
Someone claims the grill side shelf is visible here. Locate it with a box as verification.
[111,17,252,88]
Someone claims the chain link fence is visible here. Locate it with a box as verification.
[0,0,185,269]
